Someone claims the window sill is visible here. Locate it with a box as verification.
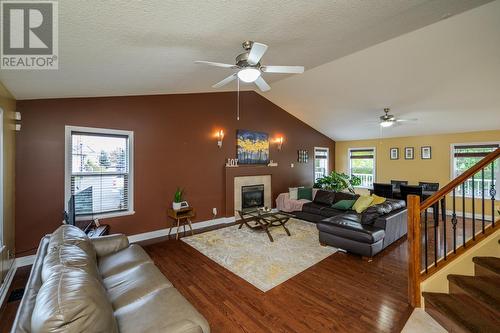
[77,210,135,221]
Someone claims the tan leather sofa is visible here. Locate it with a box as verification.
[11,225,210,333]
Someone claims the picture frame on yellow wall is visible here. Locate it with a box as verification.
[390,148,399,160]
[421,146,432,159]
[404,147,414,160]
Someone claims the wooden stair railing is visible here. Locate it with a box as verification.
[407,148,500,307]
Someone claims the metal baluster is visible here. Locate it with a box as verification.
[472,175,475,241]
[424,210,428,273]
[434,203,438,267]
[452,188,457,254]
[482,168,485,233]
[462,182,466,248]
[442,197,447,260]
[491,160,496,228]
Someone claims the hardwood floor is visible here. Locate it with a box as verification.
[144,237,413,333]
[1,224,415,333]
[0,266,31,333]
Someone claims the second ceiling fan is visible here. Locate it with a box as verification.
[195,41,305,92]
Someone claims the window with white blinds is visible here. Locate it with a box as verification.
[348,147,376,188]
[451,143,499,199]
[314,147,329,181]
[65,126,134,218]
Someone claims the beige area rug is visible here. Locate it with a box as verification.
[182,218,337,292]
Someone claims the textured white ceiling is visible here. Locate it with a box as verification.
[263,0,500,141]
[0,0,493,99]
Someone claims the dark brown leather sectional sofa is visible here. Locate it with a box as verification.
[292,190,407,258]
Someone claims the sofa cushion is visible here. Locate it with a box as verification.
[98,244,153,278]
[370,194,386,206]
[48,224,96,259]
[331,199,356,210]
[313,190,335,205]
[297,187,313,200]
[292,211,327,223]
[352,195,374,213]
[319,207,347,218]
[31,269,118,333]
[332,191,359,204]
[361,198,406,225]
[103,262,173,310]
[114,287,210,333]
[42,244,100,283]
[301,202,326,215]
[318,216,385,244]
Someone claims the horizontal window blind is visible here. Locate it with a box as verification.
[453,144,498,158]
[314,148,328,159]
[71,132,130,216]
[349,148,375,159]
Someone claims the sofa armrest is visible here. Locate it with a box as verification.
[373,208,407,248]
[91,234,129,257]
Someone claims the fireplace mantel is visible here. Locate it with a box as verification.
[224,166,281,217]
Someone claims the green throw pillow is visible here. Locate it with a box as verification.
[352,195,375,213]
[297,187,313,200]
[331,199,356,210]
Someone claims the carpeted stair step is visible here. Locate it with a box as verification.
[473,257,500,278]
[423,292,500,333]
[447,274,500,315]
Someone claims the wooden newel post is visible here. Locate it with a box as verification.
[407,194,421,307]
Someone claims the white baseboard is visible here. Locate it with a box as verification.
[128,216,236,243]
[0,260,16,307]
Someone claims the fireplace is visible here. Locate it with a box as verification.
[241,184,264,210]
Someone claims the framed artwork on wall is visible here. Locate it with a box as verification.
[297,149,309,163]
[390,148,399,160]
[237,130,270,164]
[421,146,432,159]
[405,147,414,160]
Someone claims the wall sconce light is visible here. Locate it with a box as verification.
[216,129,224,148]
[276,136,284,150]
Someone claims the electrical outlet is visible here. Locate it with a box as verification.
[212,208,217,216]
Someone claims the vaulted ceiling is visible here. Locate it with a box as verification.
[0,0,498,140]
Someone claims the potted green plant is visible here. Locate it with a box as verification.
[173,188,183,210]
[313,171,361,193]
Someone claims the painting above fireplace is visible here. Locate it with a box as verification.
[237,130,269,164]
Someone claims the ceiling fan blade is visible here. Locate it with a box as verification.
[212,73,237,88]
[261,65,304,74]
[395,118,418,122]
[195,61,237,69]
[254,76,271,92]
[247,42,268,65]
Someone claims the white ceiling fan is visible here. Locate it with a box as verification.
[378,108,418,127]
[195,41,305,92]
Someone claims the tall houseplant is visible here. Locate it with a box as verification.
[172,187,183,210]
[313,172,361,193]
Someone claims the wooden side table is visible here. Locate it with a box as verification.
[168,207,195,239]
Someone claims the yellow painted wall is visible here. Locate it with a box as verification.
[335,130,500,216]
[0,82,16,283]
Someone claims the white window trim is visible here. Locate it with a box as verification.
[313,146,329,182]
[348,146,376,189]
[450,141,500,200]
[65,126,135,219]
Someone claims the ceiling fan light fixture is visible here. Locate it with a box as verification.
[380,120,394,128]
[237,68,261,83]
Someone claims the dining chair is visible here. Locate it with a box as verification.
[419,182,440,221]
[418,182,439,192]
[391,180,408,191]
[399,184,423,203]
[373,183,393,198]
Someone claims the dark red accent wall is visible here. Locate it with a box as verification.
[15,91,335,254]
